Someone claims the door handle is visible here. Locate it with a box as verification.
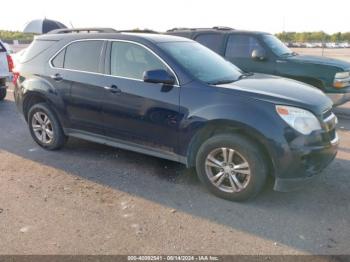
[104,85,121,94]
[50,73,63,81]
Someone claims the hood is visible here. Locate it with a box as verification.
[217,74,333,114]
[287,54,350,70]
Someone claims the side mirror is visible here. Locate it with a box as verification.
[251,49,266,61]
[143,69,175,85]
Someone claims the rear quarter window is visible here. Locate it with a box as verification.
[20,40,57,63]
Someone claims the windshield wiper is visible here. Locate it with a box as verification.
[237,72,254,80]
[280,52,297,57]
[208,79,236,85]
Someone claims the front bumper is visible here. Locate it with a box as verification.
[273,109,339,192]
[274,133,338,192]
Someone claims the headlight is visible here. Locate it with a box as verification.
[276,105,321,135]
[334,71,350,88]
[335,72,350,79]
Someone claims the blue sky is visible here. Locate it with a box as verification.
[1,0,349,33]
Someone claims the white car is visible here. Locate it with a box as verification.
[0,40,13,101]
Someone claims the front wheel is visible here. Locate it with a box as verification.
[0,88,6,101]
[195,133,267,201]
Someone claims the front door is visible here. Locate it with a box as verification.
[224,34,276,74]
[101,41,181,155]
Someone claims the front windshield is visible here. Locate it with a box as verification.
[158,41,242,84]
[262,34,293,57]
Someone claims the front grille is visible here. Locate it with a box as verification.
[321,109,337,142]
[322,108,333,120]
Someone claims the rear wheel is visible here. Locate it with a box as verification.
[195,133,267,201]
[0,88,6,101]
[28,103,66,150]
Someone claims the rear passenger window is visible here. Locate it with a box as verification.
[225,35,263,58]
[110,42,167,80]
[64,41,103,73]
[195,34,223,53]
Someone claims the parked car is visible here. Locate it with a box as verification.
[166,27,350,106]
[0,40,13,100]
[14,28,338,201]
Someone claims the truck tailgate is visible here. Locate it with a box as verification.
[0,43,10,79]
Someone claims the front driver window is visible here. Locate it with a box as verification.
[111,42,168,80]
[225,35,264,59]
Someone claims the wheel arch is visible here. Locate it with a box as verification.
[186,119,276,177]
[22,91,49,122]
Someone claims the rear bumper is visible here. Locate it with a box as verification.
[274,133,339,192]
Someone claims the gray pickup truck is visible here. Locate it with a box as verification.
[0,40,12,101]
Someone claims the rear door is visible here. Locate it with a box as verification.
[0,41,9,78]
[224,34,275,74]
[48,40,106,135]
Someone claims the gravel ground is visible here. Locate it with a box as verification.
[0,89,350,255]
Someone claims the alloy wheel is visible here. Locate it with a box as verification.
[31,112,54,144]
[205,147,251,193]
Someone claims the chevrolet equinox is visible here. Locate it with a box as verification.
[14,28,339,201]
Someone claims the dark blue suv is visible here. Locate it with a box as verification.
[14,28,339,201]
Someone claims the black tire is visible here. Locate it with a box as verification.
[28,103,66,150]
[0,88,6,101]
[195,133,267,201]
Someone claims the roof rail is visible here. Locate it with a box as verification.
[166,27,191,32]
[48,28,118,34]
[167,27,234,32]
[119,29,159,34]
[212,26,234,31]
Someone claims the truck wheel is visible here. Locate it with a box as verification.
[28,103,66,150]
[195,133,267,201]
[0,88,6,101]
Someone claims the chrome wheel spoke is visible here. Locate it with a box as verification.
[32,125,41,132]
[235,168,250,175]
[215,173,226,186]
[210,171,224,182]
[42,131,48,143]
[33,113,44,124]
[43,115,49,125]
[45,128,54,139]
[228,174,238,192]
[228,149,234,164]
[234,162,249,170]
[206,156,223,168]
[230,174,244,190]
[222,148,228,163]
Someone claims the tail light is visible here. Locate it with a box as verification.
[6,54,14,72]
[12,71,20,84]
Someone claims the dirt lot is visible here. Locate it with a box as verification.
[292,48,350,62]
[1,85,350,255]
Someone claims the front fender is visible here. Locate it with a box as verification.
[179,99,289,174]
